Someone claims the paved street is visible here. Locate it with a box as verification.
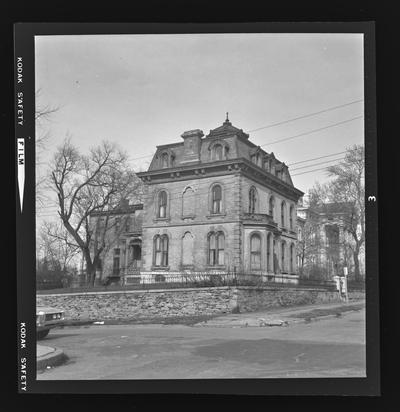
[37,309,365,379]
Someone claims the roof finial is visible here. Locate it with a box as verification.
[226,111,229,122]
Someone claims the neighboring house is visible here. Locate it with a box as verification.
[133,115,304,284]
[89,201,143,284]
[296,201,364,280]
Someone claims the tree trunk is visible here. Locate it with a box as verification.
[86,262,96,287]
[353,247,361,282]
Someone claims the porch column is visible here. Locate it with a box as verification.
[124,238,129,275]
[268,232,274,273]
[274,236,281,274]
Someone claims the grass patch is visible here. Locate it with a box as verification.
[98,313,222,326]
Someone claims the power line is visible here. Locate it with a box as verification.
[259,115,363,147]
[287,151,347,166]
[129,154,153,161]
[292,164,341,177]
[247,99,364,133]
[128,100,364,162]
[290,157,345,171]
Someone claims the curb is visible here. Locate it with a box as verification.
[194,305,364,328]
[37,348,68,371]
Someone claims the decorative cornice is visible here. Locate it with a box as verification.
[137,157,304,200]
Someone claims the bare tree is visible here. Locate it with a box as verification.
[296,209,325,279]
[309,145,365,281]
[50,138,142,286]
[38,220,81,272]
[35,89,59,211]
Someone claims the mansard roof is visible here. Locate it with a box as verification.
[206,114,249,140]
[141,116,302,196]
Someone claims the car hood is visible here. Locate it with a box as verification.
[37,306,64,314]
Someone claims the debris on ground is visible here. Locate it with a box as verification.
[258,318,289,327]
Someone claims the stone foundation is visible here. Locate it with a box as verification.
[36,286,357,321]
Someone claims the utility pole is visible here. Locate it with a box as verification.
[343,266,349,303]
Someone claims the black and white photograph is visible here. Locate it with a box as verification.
[14,23,379,395]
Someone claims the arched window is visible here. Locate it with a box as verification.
[208,231,225,266]
[161,153,169,168]
[281,241,286,272]
[158,191,167,218]
[290,243,295,273]
[213,144,223,160]
[249,187,257,214]
[281,201,286,228]
[289,205,294,230]
[154,235,168,267]
[269,196,275,218]
[250,233,261,270]
[211,185,222,214]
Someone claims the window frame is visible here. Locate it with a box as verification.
[289,205,294,230]
[269,196,275,218]
[249,186,258,214]
[157,190,168,219]
[153,234,169,267]
[208,231,225,266]
[281,201,286,228]
[281,241,286,272]
[161,152,169,168]
[211,184,223,215]
[250,233,262,271]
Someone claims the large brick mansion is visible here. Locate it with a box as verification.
[90,116,304,285]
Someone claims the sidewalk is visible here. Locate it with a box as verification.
[37,344,67,370]
[194,299,365,328]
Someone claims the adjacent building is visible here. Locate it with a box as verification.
[296,200,365,280]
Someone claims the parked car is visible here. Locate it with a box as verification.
[36,306,65,340]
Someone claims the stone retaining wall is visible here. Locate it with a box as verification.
[36,286,358,320]
[236,287,342,312]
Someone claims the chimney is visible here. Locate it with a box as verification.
[180,129,203,163]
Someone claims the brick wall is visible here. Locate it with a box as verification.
[36,286,350,321]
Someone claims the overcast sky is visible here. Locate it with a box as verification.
[35,33,364,221]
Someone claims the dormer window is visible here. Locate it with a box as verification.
[214,144,223,160]
[209,141,229,161]
[161,153,169,168]
[251,152,262,167]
